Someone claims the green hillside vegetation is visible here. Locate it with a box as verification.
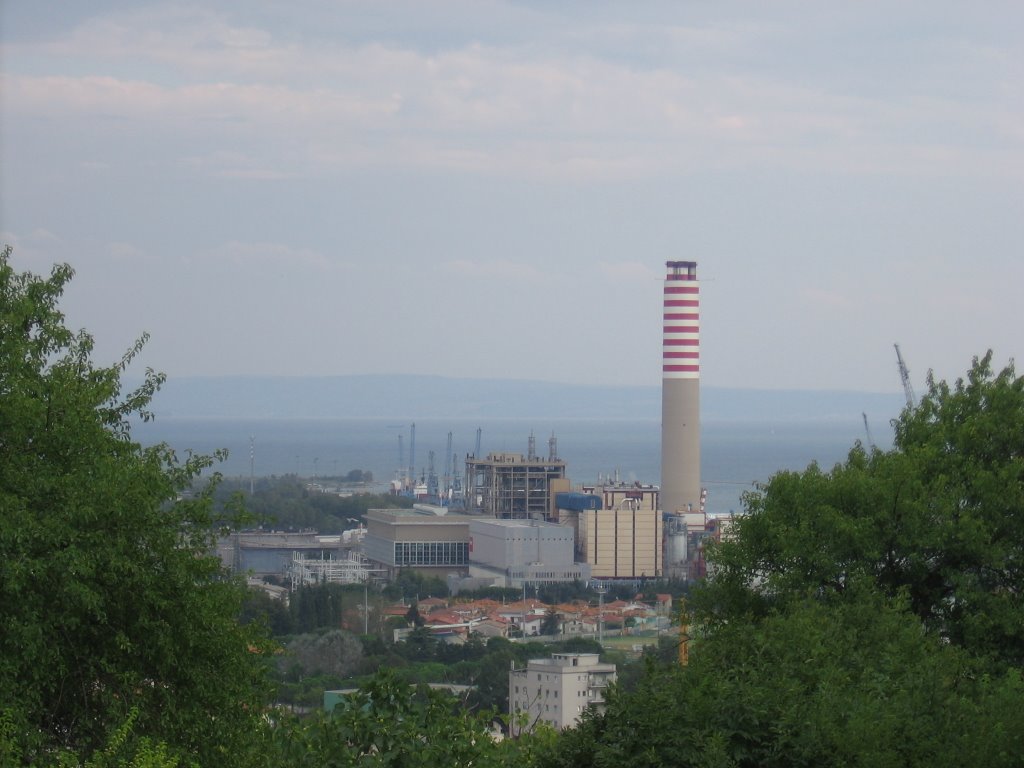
[211,475,412,533]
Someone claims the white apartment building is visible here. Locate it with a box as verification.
[508,652,616,731]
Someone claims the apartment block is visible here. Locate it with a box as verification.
[508,652,616,731]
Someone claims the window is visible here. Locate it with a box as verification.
[393,540,469,566]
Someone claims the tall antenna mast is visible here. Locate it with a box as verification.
[249,436,255,495]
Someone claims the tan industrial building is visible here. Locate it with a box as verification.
[579,481,659,513]
[557,486,664,579]
[509,652,616,731]
[577,501,663,579]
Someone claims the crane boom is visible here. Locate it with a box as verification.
[862,412,876,450]
[894,343,916,409]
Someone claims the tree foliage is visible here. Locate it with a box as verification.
[282,629,364,679]
[696,351,1024,666]
[543,352,1024,767]
[548,590,1024,768]
[0,248,270,765]
[268,669,553,768]
[212,475,409,533]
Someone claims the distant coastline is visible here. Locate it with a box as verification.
[141,373,907,423]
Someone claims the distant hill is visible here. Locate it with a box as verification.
[145,374,907,424]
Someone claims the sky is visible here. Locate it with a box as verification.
[2,1,1021,392]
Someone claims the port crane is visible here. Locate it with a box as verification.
[862,412,876,450]
[894,343,916,409]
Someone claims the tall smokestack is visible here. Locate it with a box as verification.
[661,261,700,515]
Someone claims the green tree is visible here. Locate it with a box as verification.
[696,352,1024,667]
[543,353,1024,767]
[269,668,552,767]
[547,590,1024,768]
[241,587,293,636]
[282,629,363,678]
[406,600,425,627]
[0,248,270,765]
[540,607,561,636]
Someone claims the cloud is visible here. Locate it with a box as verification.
[4,4,1019,183]
[597,261,658,282]
[0,230,65,269]
[800,287,856,311]
[106,241,150,262]
[442,259,541,281]
[197,241,334,270]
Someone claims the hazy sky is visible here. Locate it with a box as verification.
[2,2,1021,391]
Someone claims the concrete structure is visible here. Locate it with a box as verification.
[465,436,569,520]
[576,499,663,579]
[661,260,701,516]
[467,517,590,588]
[217,531,356,576]
[509,653,617,731]
[556,486,663,579]
[288,552,375,588]
[362,506,471,579]
[579,481,660,514]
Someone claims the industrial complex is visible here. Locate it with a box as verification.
[221,261,733,591]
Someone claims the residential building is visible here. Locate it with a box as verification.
[508,652,617,731]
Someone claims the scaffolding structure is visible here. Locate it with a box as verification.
[465,450,567,520]
[288,552,375,589]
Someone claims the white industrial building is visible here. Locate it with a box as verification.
[467,518,590,588]
[509,652,617,731]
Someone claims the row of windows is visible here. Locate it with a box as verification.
[510,571,585,580]
[393,541,468,566]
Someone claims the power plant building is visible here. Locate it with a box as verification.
[556,488,663,579]
[467,518,590,588]
[465,437,570,520]
[362,507,471,579]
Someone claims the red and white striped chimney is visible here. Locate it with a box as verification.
[661,261,701,515]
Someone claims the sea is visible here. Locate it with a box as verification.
[133,417,890,516]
